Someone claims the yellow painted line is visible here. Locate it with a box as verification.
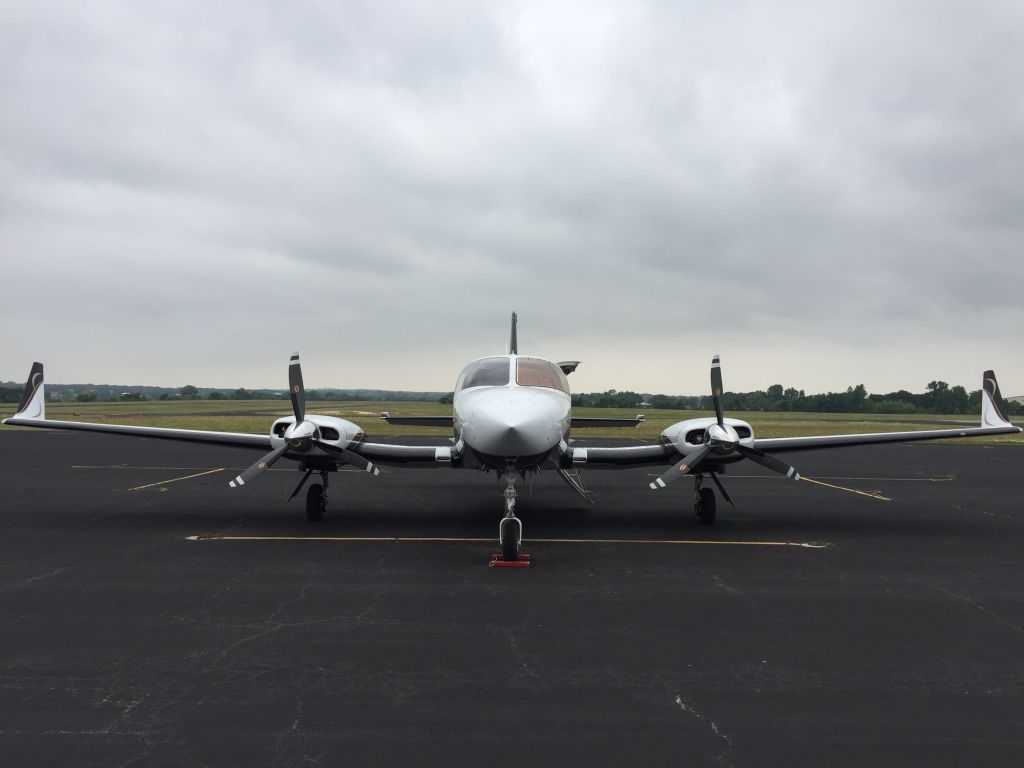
[186,534,830,549]
[650,473,954,482]
[75,465,364,473]
[124,468,225,492]
[76,465,225,470]
[799,476,891,501]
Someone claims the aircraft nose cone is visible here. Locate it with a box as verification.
[463,398,564,458]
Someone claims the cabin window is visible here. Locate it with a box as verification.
[457,357,511,390]
[516,358,569,393]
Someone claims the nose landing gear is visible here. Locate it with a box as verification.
[492,469,531,567]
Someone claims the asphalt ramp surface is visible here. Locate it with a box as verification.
[1,431,1022,766]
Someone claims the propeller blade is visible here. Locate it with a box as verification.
[736,445,801,480]
[650,445,712,489]
[229,443,289,488]
[289,352,305,423]
[711,354,725,427]
[317,441,381,477]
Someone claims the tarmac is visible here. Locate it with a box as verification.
[1,430,1022,767]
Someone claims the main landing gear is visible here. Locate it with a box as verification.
[290,468,330,521]
[693,472,732,526]
[493,469,530,567]
[695,477,716,525]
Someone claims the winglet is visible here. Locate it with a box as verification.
[981,370,1013,428]
[509,312,518,355]
[7,362,46,422]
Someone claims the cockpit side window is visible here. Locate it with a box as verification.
[457,357,511,390]
[516,358,569,393]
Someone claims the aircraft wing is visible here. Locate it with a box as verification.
[753,424,1020,452]
[2,361,274,449]
[3,415,273,449]
[354,440,458,466]
[571,368,1020,472]
[567,442,674,468]
[754,371,1021,451]
[2,363,463,464]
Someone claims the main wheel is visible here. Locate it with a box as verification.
[697,487,717,525]
[500,516,521,561]
[306,482,325,521]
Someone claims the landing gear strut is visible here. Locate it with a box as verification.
[493,470,529,567]
[694,475,716,525]
[306,470,329,521]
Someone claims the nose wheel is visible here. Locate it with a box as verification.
[493,470,530,567]
[499,514,522,561]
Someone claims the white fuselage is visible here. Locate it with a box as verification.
[452,354,571,468]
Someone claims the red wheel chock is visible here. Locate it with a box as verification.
[489,553,532,568]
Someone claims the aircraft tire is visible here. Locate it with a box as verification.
[697,487,716,525]
[500,516,521,561]
[306,483,325,521]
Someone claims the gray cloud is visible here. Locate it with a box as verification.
[2,0,1022,396]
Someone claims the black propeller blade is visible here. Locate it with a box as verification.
[710,354,725,427]
[736,445,800,480]
[289,352,305,423]
[229,443,290,488]
[650,445,712,489]
[317,442,381,476]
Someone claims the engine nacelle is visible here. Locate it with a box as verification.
[661,416,755,455]
[270,414,366,449]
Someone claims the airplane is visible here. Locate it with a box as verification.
[4,313,1020,563]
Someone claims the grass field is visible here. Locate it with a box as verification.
[3,400,1022,444]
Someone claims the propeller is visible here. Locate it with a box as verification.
[650,355,801,490]
[229,352,380,489]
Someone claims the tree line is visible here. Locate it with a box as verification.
[2,379,1021,416]
[566,380,1022,416]
[0,384,445,404]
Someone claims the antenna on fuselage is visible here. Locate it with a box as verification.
[509,311,518,354]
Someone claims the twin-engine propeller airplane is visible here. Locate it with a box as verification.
[4,313,1020,562]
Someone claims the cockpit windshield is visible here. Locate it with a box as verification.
[456,357,511,390]
[516,357,569,393]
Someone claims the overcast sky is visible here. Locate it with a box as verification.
[2,0,1022,396]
